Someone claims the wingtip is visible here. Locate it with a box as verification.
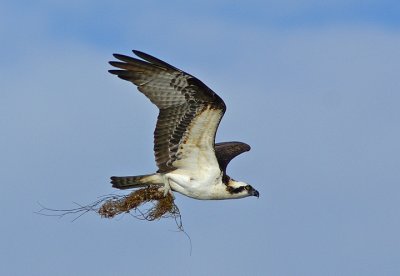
[240,142,251,151]
[132,49,144,56]
[245,144,251,151]
[108,70,129,80]
[132,50,152,61]
[112,53,128,61]
[112,53,121,59]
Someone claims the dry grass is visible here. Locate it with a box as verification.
[37,186,182,228]
[37,187,190,250]
[98,186,180,221]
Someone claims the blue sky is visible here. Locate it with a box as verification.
[1,1,400,275]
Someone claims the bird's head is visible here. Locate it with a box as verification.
[226,179,259,199]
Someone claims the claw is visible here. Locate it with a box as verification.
[159,175,172,197]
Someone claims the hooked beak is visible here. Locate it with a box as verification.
[251,189,259,198]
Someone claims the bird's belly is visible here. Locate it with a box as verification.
[166,168,222,200]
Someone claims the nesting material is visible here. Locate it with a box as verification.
[98,186,180,221]
[37,186,182,229]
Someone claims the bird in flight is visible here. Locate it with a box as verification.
[108,50,259,200]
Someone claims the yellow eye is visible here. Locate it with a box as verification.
[245,185,251,191]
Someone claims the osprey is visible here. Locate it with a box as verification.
[109,50,259,200]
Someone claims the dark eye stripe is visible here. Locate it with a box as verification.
[227,186,246,194]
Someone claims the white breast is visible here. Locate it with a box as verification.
[166,166,224,200]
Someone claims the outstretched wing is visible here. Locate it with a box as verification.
[215,142,251,174]
[109,50,226,173]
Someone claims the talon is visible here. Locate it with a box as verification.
[163,187,170,197]
[160,175,172,197]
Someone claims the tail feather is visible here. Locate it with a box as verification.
[110,173,163,190]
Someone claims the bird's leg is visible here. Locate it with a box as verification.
[160,173,190,198]
[160,174,173,197]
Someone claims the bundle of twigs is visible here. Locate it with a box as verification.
[98,186,180,221]
[37,187,183,229]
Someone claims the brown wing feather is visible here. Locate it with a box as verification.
[215,142,251,174]
[109,50,226,172]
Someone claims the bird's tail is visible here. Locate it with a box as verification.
[111,173,163,190]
